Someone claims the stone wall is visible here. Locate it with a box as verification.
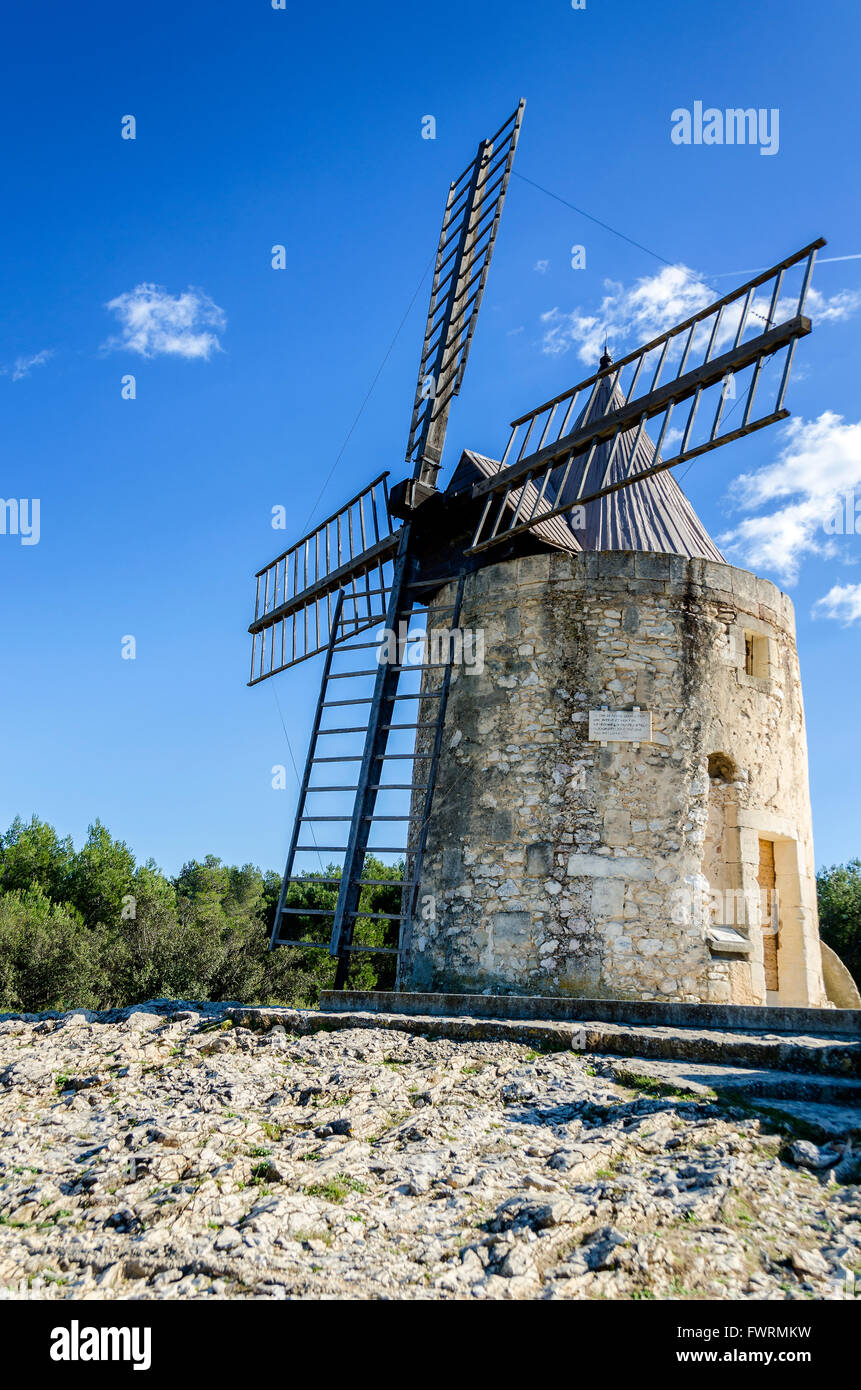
[402,551,826,1006]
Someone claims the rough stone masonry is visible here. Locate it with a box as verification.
[403,551,825,1008]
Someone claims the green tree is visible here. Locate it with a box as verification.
[102,863,181,1005]
[0,887,104,1012]
[224,862,268,922]
[171,855,269,1002]
[0,815,406,1012]
[817,859,861,987]
[66,820,137,929]
[0,815,75,903]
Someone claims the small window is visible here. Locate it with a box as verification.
[743,631,768,679]
[708,752,737,783]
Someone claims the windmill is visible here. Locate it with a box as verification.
[247,99,824,989]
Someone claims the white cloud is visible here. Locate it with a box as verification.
[719,412,861,583]
[540,266,861,363]
[104,283,226,360]
[806,285,861,323]
[1,348,54,381]
[727,412,861,509]
[541,264,712,361]
[812,583,861,625]
[534,259,550,274]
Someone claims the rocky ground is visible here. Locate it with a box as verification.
[0,1001,858,1301]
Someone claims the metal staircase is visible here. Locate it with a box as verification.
[269,533,465,987]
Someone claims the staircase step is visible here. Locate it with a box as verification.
[224,1003,861,1140]
[317,991,861,1078]
[605,1058,861,1107]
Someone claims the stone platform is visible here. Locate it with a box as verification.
[232,990,861,1081]
[229,996,861,1139]
[3,998,860,1300]
[309,991,861,1089]
[319,990,860,1037]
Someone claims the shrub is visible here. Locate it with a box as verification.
[0,887,105,1013]
[0,815,405,1012]
[817,859,861,987]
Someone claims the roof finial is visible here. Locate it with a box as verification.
[599,338,613,370]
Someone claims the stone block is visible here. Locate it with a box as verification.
[622,604,640,633]
[730,566,761,610]
[603,808,631,847]
[549,551,577,581]
[598,551,637,579]
[637,938,663,957]
[701,560,732,595]
[504,606,521,638]
[779,591,796,634]
[634,553,670,581]
[492,911,532,945]
[526,841,554,877]
[626,577,672,597]
[517,554,551,587]
[635,669,654,706]
[591,878,625,917]
[441,846,462,888]
[667,555,694,587]
[583,553,600,579]
[566,853,652,880]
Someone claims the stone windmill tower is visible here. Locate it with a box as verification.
[403,357,826,1007]
[247,103,829,1008]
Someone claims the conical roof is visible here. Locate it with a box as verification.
[447,449,582,553]
[546,361,725,562]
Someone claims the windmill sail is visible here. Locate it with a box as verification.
[248,474,399,682]
[467,238,824,555]
[248,102,528,680]
[405,100,525,489]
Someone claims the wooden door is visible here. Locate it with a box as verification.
[757,838,779,993]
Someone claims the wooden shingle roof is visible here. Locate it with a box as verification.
[547,369,725,562]
[448,366,724,563]
[446,450,582,553]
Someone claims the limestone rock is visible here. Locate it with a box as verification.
[0,1001,855,1302]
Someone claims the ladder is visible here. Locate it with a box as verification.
[269,527,465,988]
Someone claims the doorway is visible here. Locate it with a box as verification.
[757,838,780,998]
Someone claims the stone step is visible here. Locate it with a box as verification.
[319,989,861,1038]
[605,1056,861,1108]
[604,1058,861,1139]
[570,1019,861,1079]
[229,1002,861,1079]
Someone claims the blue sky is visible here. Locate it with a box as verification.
[1,0,859,876]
